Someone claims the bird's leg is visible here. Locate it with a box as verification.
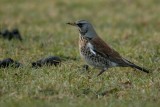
[97,68,107,76]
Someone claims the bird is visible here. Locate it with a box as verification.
[67,20,149,76]
[32,56,61,68]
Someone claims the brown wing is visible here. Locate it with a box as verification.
[90,36,127,66]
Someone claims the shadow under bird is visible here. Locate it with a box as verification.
[67,20,149,76]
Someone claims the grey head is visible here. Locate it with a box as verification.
[67,20,97,39]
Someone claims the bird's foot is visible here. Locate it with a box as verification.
[97,68,107,76]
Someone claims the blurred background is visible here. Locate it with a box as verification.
[0,0,160,65]
[0,0,160,107]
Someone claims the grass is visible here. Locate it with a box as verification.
[0,0,160,107]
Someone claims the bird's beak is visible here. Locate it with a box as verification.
[66,22,77,26]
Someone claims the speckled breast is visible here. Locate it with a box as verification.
[79,36,109,68]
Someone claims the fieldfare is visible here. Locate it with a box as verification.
[67,20,149,76]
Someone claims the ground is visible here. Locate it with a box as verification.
[0,0,160,107]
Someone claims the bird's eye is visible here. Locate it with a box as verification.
[77,23,83,28]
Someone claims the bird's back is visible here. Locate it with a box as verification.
[79,35,120,68]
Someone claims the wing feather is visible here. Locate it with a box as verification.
[90,36,128,66]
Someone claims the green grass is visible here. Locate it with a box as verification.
[0,0,160,107]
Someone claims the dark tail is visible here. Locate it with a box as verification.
[129,64,149,73]
[123,59,149,73]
